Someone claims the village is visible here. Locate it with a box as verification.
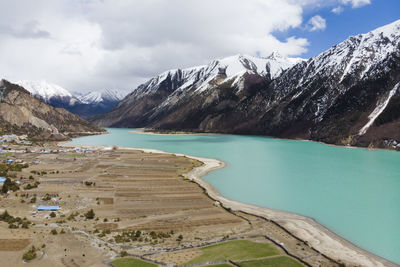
[0,137,338,267]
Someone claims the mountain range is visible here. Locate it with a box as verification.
[15,80,125,118]
[92,19,400,150]
[0,80,104,140]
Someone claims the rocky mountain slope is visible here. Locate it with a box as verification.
[91,53,304,127]
[0,80,105,140]
[15,80,124,118]
[71,90,126,118]
[93,19,400,150]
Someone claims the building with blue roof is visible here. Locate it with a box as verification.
[37,206,59,211]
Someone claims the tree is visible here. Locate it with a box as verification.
[84,209,95,219]
[49,212,56,218]
[1,178,19,193]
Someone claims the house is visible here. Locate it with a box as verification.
[37,206,59,211]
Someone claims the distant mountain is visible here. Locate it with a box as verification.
[0,80,105,140]
[15,80,125,118]
[93,19,400,150]
[69,89,126,118]
[77,89,126,104]
[16,80,79,106]
[91,53,304,127]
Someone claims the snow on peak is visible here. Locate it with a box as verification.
[78,91,103,104]
[15,80,72,101]
[135,53,305,97]
[212,53,304,80]
[77,89,126,104]
[308,19,400,83]
[369,18,400,39]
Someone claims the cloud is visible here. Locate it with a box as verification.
[0,0,366,94]
[332,6,344,14]
[341,0,371,8]
[307,15,327,31]
[0,20,50,39]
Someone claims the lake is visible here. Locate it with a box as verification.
[68,128,400,264]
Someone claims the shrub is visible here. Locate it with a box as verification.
[176,234,183,241]
[49,212,56,218]
[120,250,128,257]
[50,229,58,235]
[84,209,95,219]
[42,194,51,201]
[22,246,37,261]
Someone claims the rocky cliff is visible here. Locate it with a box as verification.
[0,80,105,140]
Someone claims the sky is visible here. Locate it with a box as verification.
[0,0,399,94]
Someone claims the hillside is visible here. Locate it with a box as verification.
[0,80,105,140]
[15,80,125,118]
[92,19,400,150]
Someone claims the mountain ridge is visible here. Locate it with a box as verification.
[93,19,400,150]
[15,80,126,118]
[0,80,105,140]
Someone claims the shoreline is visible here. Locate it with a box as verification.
[181,155,396,267]
[133,129,399,153]
[129,130,220,136]
[58,142,397,267]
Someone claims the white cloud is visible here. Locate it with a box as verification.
[0,0,367,93]
[307,15,327,31]
[341,0,371,8]
[332,6,344,14]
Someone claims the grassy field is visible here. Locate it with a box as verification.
[238,256,304,267]
[208,264,233,267]
[111,257,157,267]
[187,240,279,264]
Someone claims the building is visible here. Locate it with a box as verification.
[37,206,59,211]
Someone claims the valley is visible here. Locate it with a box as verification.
[0,142,340,267]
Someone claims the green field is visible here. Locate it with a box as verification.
[187,240,279,264]
[239,256,304,267]
[208,264,233,267]
[111,257,157,267]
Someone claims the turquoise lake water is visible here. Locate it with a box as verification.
[68,128,400,264]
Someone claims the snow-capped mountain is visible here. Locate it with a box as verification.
[91,53,304,127]
[13,80,125,118]
[0,79,104,140]
[93,19,400,150]
[15,80,78,105]
[76,89,126,104]
[130,53,303,96]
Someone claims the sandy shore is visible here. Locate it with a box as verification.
[59,143,397,267]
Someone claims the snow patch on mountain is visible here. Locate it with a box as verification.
[358,82,399,135]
